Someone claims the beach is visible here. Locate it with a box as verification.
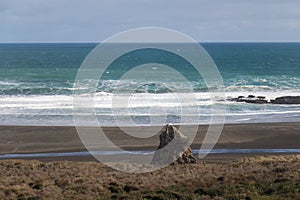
[1,122,300,162]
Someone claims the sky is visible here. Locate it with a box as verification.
[1,0,300,42]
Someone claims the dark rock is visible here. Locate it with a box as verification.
[228,96,268,104]
[236,98,246,102]
[257,96,266,99]
[227,97,239,102]
[229,95,300,105]
[152,124,197,165]
[244,99,268,104]
[270,96,300,104]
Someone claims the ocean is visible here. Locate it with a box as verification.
[0,43,300,126]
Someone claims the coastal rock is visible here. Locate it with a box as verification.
[270,96,300,104]
[257,96,266,99]
[229,95,268,104]
[228,95,300,104]
[244,99,268,104]
[152,124,197,165]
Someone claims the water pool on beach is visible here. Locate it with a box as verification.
[1,149,300,159]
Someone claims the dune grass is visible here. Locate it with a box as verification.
[0,155,299,199]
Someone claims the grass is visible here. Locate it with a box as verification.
[0,155,299,199]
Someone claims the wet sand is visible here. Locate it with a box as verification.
[0,122,299,162]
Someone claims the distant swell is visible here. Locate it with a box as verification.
[1,76,300,95]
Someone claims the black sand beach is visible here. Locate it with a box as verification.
[1,122,300,162]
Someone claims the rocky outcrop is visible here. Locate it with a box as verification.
[228,95,268,104]
[270,96,300,104]
[228,95,300,105]
[152,124,197,165]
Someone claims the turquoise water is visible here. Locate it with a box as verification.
[0,43,300,126]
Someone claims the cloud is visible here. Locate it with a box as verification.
[0,0,300,42]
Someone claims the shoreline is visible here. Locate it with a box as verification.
[1,120,299,127]
[1,119,299,127]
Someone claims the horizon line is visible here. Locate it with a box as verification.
[1,41,300,44]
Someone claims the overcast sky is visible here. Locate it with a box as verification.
[1,0,300,42]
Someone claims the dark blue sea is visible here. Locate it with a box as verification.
[0,43,300,126]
